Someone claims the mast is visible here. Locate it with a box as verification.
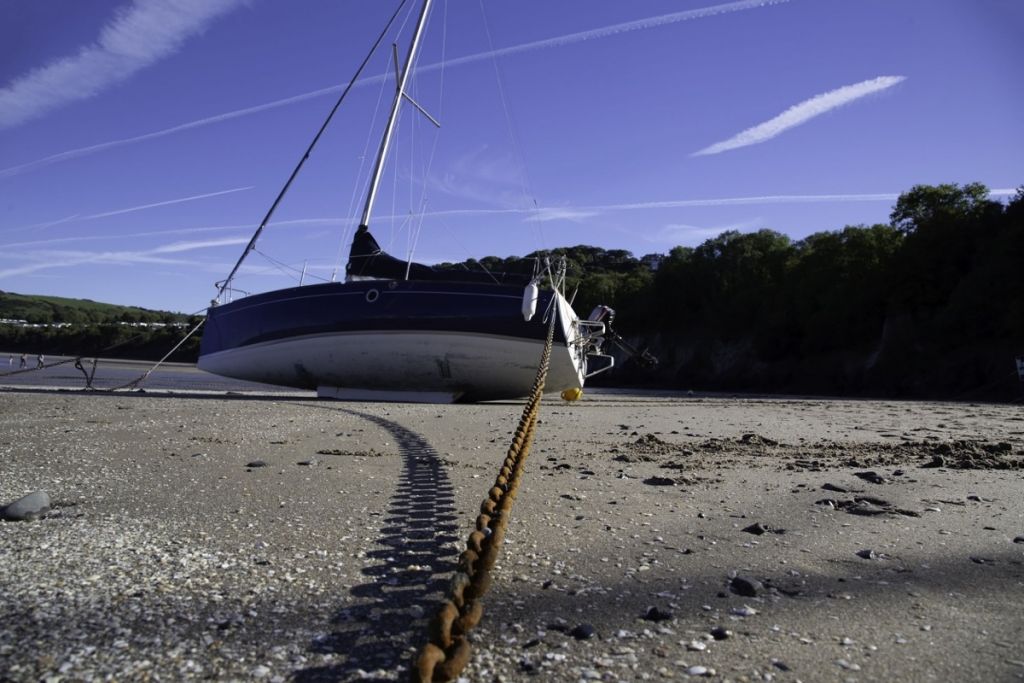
[357,0,433,233]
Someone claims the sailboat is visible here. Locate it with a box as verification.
[197,0,623,403]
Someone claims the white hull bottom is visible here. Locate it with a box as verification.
[197,329,584,402]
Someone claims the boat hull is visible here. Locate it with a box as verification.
[198,280,585,402]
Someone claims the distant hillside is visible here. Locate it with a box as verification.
[0,291,188,325]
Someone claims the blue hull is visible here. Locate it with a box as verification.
[198,280,585,401]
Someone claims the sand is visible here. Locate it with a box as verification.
[1,386,1022,682]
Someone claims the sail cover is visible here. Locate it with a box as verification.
[346,226,531,285]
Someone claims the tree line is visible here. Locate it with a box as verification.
[4,183,1021,399]
[533,182,1023,399]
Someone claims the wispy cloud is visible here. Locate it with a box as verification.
[693,76,907,156]
[652,219,762,244]
[1,0,787,179]
[0,236,248,279]
[0,0,246,130]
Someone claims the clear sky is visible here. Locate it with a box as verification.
[1,0,1021,313]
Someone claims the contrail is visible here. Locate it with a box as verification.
[0,0,789,179]
[85,186,254,219]
[694,76,907,156]
[2,186,254,235]
[0,237,249,279]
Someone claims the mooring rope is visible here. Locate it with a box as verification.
[0,316,205,392]
[412,306,557,682]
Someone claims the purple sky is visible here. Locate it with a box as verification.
[1,0,1021,313]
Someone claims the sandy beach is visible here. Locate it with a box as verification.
[1,385,1022,682]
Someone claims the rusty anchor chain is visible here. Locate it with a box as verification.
[412,309,557,682]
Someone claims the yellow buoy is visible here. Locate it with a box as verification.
[561,388,583,401]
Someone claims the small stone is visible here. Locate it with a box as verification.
[771,660,791,671]
[246,460,268,468]
[252,665,271,678]
[729,576,763,597]
[644,476,677,486]
[742,523,769,535]
[854,471,886,484]
[970,556,995,565]
[921,455,945,468]
[710,627,731,640]
[686,665,710,676]
[855,549,878,560]
[821,483,849,493]
[837,659,861,671]
[1,491,51,521]
[731,605,757,617]
[1013,535,1024,544]
[643,606,674,622]
[686,640,706,651]
[571,623,596,640]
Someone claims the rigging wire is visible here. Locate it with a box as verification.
[216,0,410,300]
[405,0,449,272]
[332,43,405,282]
[476,0,548,254]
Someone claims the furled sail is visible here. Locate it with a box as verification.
[346,225,531,285]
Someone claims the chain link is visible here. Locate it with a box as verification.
[412,308,557,682]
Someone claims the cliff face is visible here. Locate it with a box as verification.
[594,316,1022,401]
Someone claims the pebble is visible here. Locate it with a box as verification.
[710,627,731,640]
[245,460,268,468]
[572,624,596,640]
[643,607,674,622]
[686,640,706,651]
[686,665,712,676]
[731,605,757,617]
[856,549,878,560]
[1013,535,1024,545]
[854,471,886,484]
[730,576,763,597]
[1,491,51,521]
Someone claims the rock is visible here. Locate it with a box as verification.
[854,471,886,484]
[855,549,878,560]
[246,460,268,468]
[642,606,674,622]
[921,455,945,468]
[741,523,768,535]
[686,640,706,651]
[822,483,849,493]
[729,576,763,597]
[730,605,757,617]
[571,623,596,640]
[643,476,677,486]
[969,556,995,565]
[686,665,711,676]
[2,491,51,521]
[1013,535,1024,544]
[710,627,731,640]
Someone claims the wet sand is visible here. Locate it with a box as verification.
[1,386,1022,681]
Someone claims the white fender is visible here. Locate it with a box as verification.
[521,282,539,321]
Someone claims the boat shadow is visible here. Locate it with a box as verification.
[293,409,460,682]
